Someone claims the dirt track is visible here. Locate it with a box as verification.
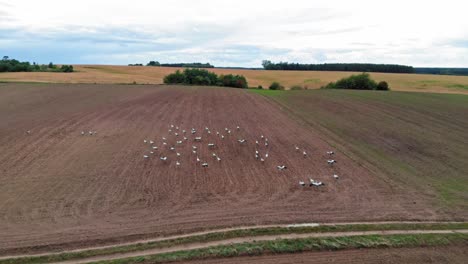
[0,84,448,254]
[42,229,468,264]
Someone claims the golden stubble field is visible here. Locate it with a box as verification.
[1,65,468,94]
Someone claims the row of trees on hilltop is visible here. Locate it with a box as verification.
[0,56,73,72]
[147,61,214,68]
[163,68,248,88]
[262,60,414,73]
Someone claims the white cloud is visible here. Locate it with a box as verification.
[1,0,467,66]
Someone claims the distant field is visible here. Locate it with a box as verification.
[255,89,468,212]
[1,65,468,94]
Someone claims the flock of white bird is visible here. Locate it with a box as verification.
[139,124,339,188]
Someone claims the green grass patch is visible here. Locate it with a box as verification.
[448,84,468,90]
[1,223,466,264]
[92,233,468,264]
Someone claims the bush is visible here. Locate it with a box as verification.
[60,65,74,72]
[163,70,186,84]
[269,82,284,90]
[163,69,248,88]
[377,81,390,90]
[323,73,388,91]
[219,74,248,88]
[257,85,263,89]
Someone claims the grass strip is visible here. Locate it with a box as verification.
[1,223,467,264]
[96,233,468,264]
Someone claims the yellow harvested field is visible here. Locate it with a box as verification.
[1,65,468,94]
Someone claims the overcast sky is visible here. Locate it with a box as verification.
[1,0,467,67]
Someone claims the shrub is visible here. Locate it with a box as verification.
[60,65,74,72]
[377,81,390,90]
[219,74,248,88]
[323,73,388,91]
[163,70,186,84]
[269,82,284,90]
[257,85,263,89]
[163,69,248,88]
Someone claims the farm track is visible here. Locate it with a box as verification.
[1,228,466,264]
[0,84,457,255]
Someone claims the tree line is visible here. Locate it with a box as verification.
[262,60,414,73]
[147,61,214,68]
[0,56,73,72]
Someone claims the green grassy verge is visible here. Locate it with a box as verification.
[94,233,468,264]
[1,223,466,264]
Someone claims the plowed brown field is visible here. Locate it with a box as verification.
[0,83,445,254]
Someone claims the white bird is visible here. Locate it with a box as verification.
[216,156,221,162]
[265,153,269,158]
[81,131,85,136]
[227,130,231,134]
[299,181,305,186]
[162,137,167,141]
[225,128,228,131]
[260,135,264,139]
[238,139,246,143]
[88,131,93,135]
[310,179,324,187]
[182,130,186,133]
[255,141,259,145]
[221,135,225,139]
[176,152,181,157]
[295,146,300,151]
[143,155,149,159]
[163,142,168,145]
[202,162,209,168]
[208,143,215,148]
[175,133,179,136]
[177,141,183,144]
[152,146,158,150]
[277,165,287,170]
[303,151,307,157]
[216,131,220,135]
[170,125,174,128]
[212,153,217,157]
[169,129,172,133]
[327,160,337,165]
[255,150,259,154]
[26,130,31,134]
[170,147,175,151]
[260,158,265,162]
[196,156,201,162]
[150,151,154,154]
[192,146,198,150]
[175,126,179,130]
[176,161,180,166]
[205,127,209,131]
[191,130,196,134]
[195,137,202,141]
[236,126,240,130]
[327,151,335,155]
[192,150,197,154]
[255,154,259,159]
[184,137,188,141]
[333,174,339,179]
[150,140,154,144]
[160,156,168,161]
[207,131,211,134]
[265,142,269,147]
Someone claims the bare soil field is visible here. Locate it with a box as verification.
[1,65,468,94]
[257,89,468,212]
[180,245,468,264]
[0,84,450,255]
